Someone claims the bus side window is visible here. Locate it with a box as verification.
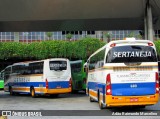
[40,62,43,74]
[29,62,44,74]
[4,67,11,81]
[89,48,105,70]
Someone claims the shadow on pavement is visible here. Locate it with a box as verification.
[107,106,151,112]
[0,90,87,99]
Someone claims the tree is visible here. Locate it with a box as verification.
[104,32,112,43]
[46,32,53,40]
[66,33,73,40]
[126,32,143,39]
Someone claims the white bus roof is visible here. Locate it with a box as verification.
[107,39,154,46]
[88,39,155,59]
[13,58,69,65]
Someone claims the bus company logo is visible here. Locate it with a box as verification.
[130,84,137,88]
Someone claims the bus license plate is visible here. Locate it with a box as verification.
[130,98,138,102]
[56,86,61,88]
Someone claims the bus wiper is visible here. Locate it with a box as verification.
[131,46,142,50]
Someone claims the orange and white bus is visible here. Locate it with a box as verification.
[4,58,72,97]
[86,38,159,109]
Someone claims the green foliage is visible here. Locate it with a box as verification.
[76,37,105,59]
[46,32,53,40]
[154,40,160,59]
[0,42,23,60]
[0,38,106,61]
[126,32,142,39]
[2,39,160,63]
[66,33,73,40]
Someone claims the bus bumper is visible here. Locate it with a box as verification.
[105,94,159,107]
[44,87,72,94]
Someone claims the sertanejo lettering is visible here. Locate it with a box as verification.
[113,51,151,58]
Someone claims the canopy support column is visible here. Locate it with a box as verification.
[144,0,154,41]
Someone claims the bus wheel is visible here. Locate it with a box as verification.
[9,87,14,95]
[89,96,94,102]
[30,87,36,98]
[98,94,104,109]
[89,89,94,102]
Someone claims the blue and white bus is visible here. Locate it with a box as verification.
[86,38,159,109]
[4,58,72,97]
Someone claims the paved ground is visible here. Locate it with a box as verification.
[0,90,159,119]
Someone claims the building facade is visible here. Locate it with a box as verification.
[0,30,159,43]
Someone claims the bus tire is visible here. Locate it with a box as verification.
[98,93,104,109]
[88,89,94,102]
[89,96,94,102]
[30,87,36,98]
[9,86,14,96]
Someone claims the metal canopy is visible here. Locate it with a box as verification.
[0,0,160,31]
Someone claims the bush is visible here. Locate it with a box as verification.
[154,40,160,60]
[0,38,106,61]
[2,39,160,61]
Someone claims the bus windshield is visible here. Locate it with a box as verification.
[49,61,67,70]
[106,45,157,63]
[71,62,82,73]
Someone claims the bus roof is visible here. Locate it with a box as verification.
[107,39,154,47]
[88,39,155,59]
[13,58,69,65]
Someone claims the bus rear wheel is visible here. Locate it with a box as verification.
[30,87,36,98]
[98,93,104,109]
[9,87,14,95]
[89,96,94,102]
[88,89,94,102]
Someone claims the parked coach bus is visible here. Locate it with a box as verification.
[70,60,87,93]
[0,70,4,89]
[4,58,72,97]
[86,38,159,109]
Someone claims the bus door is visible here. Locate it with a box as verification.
[106,45,157,96]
